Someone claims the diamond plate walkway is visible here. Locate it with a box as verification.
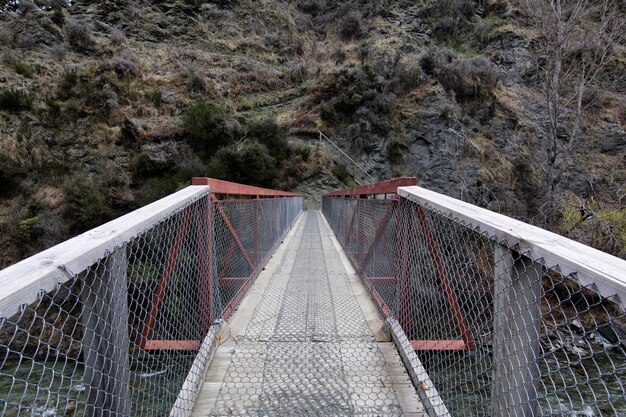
[191,211,426,416]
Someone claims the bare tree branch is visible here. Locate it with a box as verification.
[520,0,625,227]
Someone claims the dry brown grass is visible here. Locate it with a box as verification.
[34,186,63,210]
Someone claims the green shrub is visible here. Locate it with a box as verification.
[387,139,406,165]
[187,69,206,94]
[396,62,423,92]
[427,0,477,42]
[51,2,66,27]
[13,61,34,78]
[208,140,277,187]
[0,154,25,196]
[319,65,398,152]
[185,0,238,8]
[0,88,33,112]
[182,100,241,157]
[332,163,353,185]
[17,216,43,241]
[111,56,139,78]
[147,90,163,108]
[293,145,312,162]
[440,105,454,120]
[320,66,397,121]
[66,21,94,52]
[57,69,78,100]
[420,49,437,75]
[132,153,176,179]
[63,175,112,234]
[339,12,364,40]
[297,0,323,15]
[136,176,180,206]
[287,62,308,84]
[436,54,499,100]
[56,69,119,118]
[39,96,63,127]
[246,118,290,163]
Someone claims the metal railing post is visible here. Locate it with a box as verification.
[198,194,214,334]
[396,198,415,337]
[81,247,131,417]
[491,244,542,417]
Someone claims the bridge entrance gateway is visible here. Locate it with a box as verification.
[0,177,624,417]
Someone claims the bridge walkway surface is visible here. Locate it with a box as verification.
[191,211,426,416]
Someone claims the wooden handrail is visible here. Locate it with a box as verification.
[0,186,209,319]
[399,186,626,305]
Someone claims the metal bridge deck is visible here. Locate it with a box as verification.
[191,211,426,416]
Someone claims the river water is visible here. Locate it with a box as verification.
[1,350,624,416]
[425,347,626,417]
[0,355,192,416]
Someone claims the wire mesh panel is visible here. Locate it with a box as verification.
[212,196,302,320]
[322,190,626,417]
[322,197,399,317]
[0,186,302,417]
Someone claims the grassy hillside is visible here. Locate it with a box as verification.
[0,0,624,266]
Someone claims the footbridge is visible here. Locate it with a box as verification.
[0,177,624,416]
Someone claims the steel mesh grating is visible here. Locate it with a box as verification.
[207,212,408,417]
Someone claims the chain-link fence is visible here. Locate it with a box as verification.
[322,185,625,417]
[0,183,302,417]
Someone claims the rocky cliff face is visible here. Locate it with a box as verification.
[0,0,624,265]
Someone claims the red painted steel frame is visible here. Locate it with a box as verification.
[192,177,301,197]
[415,205,476,351]
[140,206,193,349]
[324,177,417,197]
[324,176,475,352]
[411,340,467,351]
[212,195,255,269]
[144,340,201,350]
[144,178,300,351]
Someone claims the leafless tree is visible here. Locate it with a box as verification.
[521,0,625,227]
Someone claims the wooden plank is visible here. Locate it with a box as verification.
[398,186,626,305]
[378,342,428,416]
[170,321,223,417]
[387,318,451,417]
[491,246,541,416]
[0,186,209,319]
[81,247,131,417]
[191,341,238,416]
[213,196,255,270]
